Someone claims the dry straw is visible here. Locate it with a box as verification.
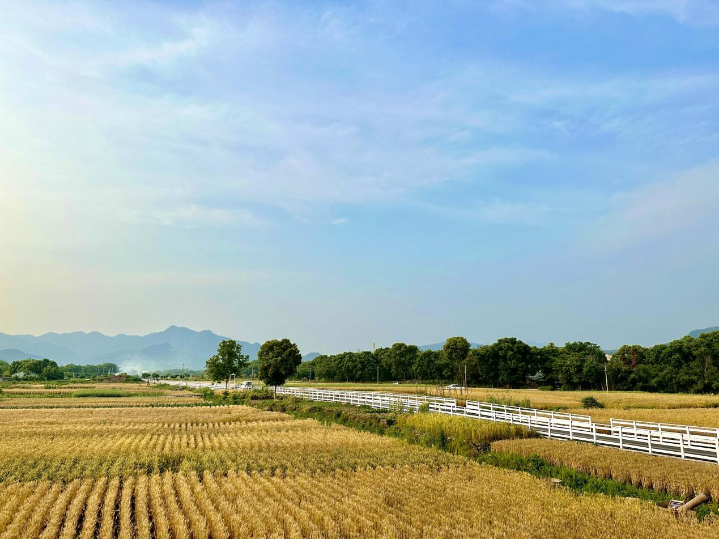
[493,437,719,499]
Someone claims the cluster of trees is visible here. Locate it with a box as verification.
[608,332,719,393]
[205,338,302,394]
[0,359,119,381]
[294,331,719,393]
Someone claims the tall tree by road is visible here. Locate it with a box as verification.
[206,340,249,389]
[443,336,471,385]
[257,338,302,397]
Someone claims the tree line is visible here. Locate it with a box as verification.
[0,359,119,381]
[293,331,719,393]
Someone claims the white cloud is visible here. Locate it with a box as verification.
[589,162,719,251]
[493,0,719,25]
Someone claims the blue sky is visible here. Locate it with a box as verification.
[1,0,718,353]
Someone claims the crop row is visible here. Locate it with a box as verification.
[2,465,717,539]
[0,405,289,433]
[0,396,204,409]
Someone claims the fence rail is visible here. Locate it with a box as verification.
[276,386,719,465]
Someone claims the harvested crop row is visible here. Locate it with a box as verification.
[0,396,204,409]
[492,438,719,499]
[1,466,718,539]
[0,404,284,429]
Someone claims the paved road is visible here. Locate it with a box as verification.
[146,379,263,391]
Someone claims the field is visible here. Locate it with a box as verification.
[0,382,203,409]
[1,383,719,538]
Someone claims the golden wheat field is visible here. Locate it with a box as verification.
[0,405,460,481]
[297,383,719,410]
[563,407,719,428]
[493,437,719,499]
[1,386,719,538]
[1,465,718,539]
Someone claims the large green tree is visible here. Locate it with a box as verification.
[494,337,534,388]
[443,337,471,384]
[257,338,303,396]
[387,343,419,381]
[414,349,442,382]
[205,340,250,389]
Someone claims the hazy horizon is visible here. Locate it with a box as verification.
[2,1,718,353]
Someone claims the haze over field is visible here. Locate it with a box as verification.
[1,1,718,353]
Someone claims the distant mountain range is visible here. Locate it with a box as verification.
[0,349,43,361]
[418,341,482,351]
[0,326,262,373]
[688,326,719,338]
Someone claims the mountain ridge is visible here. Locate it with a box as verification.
[0,326,262,373]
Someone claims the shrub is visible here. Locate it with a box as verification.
[538,386,554,391]
[581,396,605,409]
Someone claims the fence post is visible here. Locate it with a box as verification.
[680,434,685,459]
[619,426,623,450]
[569,416,573,441]
[648,431,652,455]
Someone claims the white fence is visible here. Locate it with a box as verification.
[276,387,719,465]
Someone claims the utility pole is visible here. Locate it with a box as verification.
[373,342,378,383]
[604,362,609,393]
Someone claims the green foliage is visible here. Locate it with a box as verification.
[58,362,120,379]
[205,339,250,389]
[257,338,302,389]
[291,329,719,394]
[443,336,470,382]
[73,389,131,398]
[538,385,554,391]
[581,396,605,409]
[387,343,419,381]
[554,342,606,390]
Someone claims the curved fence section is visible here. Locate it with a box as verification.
[276,386,719,465]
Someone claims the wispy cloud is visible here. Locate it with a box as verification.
[569,0,719,25]
[589,162,719,252]
[493,0,719,25]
